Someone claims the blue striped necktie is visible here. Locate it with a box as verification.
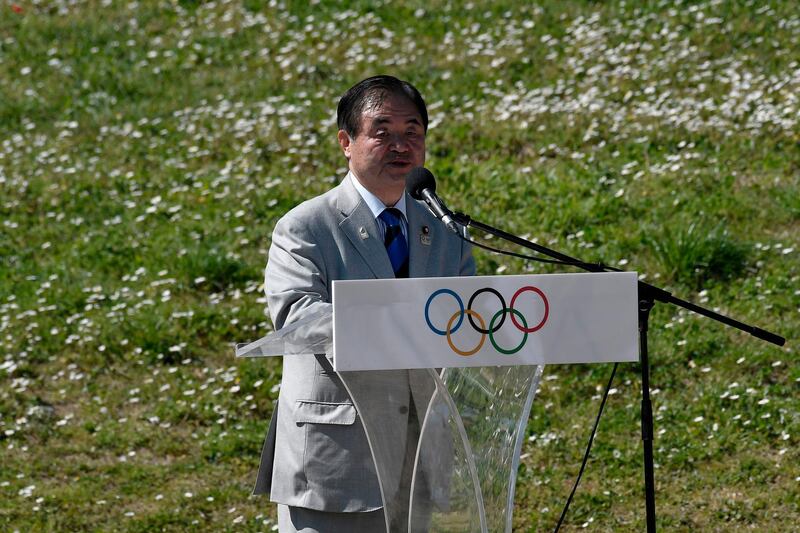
[379,208,409,278]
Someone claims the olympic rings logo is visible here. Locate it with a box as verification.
[424,286,549,356]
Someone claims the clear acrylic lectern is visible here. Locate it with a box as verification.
[237,310,543,533]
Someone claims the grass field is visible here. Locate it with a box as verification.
[1,0,797,531]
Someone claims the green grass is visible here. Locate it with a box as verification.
[1,0,797,531]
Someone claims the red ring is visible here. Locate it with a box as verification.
[509,286,549,333]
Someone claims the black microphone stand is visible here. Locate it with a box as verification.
[450,211,786,532]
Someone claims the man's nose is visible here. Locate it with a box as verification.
[389,133,410,151]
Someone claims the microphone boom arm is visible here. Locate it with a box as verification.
[451,211,784,346]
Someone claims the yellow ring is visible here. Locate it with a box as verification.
[446,309,486,356]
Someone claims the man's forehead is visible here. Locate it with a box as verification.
[361,94,422,122]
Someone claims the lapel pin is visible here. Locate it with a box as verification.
[420,225,431,246]
[358,226,369,240]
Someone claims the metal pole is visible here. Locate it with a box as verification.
[639,297,657,532]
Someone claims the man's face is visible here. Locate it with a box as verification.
[338,94,425,200]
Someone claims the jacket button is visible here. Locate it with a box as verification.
[399,405,408,414]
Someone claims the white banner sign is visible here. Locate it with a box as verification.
[332,272,639,371]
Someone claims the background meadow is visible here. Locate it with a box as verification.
[1,0,797,531]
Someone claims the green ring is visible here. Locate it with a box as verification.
[488,308,528,355]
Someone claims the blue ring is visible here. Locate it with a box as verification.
[425,289,464,336]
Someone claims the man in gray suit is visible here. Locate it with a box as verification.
[256,75,475,532]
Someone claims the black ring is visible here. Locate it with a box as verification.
[467,288,507,334]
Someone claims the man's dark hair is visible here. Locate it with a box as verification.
[337,75,428,138]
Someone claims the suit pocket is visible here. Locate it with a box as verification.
[294,400,356,425]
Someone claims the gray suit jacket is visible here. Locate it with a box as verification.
[254,174,474,512]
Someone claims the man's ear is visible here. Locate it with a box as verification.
[337,130,352,159]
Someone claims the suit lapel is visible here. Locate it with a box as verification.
[337,177,395,279]
[407,195,435,278]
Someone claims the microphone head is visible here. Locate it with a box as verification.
[405,167,436,200]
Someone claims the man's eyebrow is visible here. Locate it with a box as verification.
[371,116,423,127]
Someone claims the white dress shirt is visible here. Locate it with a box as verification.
[348,171,409,241]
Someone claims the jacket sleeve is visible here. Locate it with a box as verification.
[264,211,333,348]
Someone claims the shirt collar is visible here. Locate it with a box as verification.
[348,171,407,221]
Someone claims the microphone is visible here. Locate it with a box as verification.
[405,167,460,234]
